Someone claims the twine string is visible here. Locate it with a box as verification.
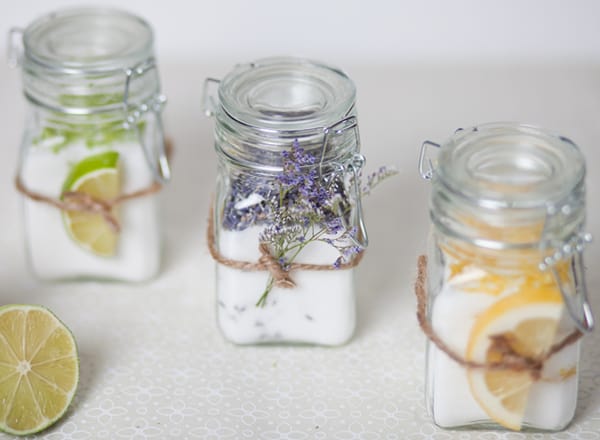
[206,203,364,288]
[415,255,582,380]
[15,140,172,233]
[258,242,296,288]
[15,176,162,233]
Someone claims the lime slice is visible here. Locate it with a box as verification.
[0,304,79,436]
[62,151,121,256]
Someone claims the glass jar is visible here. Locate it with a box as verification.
[9,7,170,281]
[419,123,594,431]
[204,57,368,345]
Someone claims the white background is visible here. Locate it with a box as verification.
[2,0,600,65]
[1,1,600,439]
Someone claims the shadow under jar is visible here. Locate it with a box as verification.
[204,57,368,346]
[419,123,594,431]
[10,7,170,281]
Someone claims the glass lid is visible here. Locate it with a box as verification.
[218,57,356,132]
[437,123,586,209]
[23,7,153,72]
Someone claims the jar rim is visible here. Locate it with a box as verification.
[23,7,154,73]
[217,57,356,134]
[436,122,586,210]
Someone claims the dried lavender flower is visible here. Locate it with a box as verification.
[361,165,398,197]
[223,139,395,306]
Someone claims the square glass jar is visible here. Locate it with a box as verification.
[419,123,593,431]
[12,7,170,281]
[204,57,368,345]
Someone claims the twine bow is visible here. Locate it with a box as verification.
[206,203,364,288]
[15,176,162,233]
[15,140,172,233]
[258,243,296,288]
[62,191,119,232]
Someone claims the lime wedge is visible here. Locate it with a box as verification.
[62,151,121,256]
[0,304,79,436]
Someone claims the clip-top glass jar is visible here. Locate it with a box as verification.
[419,123,594,431]
[204,57,368,345]
[9,7,170,281]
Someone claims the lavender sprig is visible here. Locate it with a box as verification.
[361,165,398,197]
[223,140,395,307]
[255,141,361,306]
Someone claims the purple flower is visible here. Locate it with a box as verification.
[361,165,398,196]
[222,138,394,306]
[343,246,362,257]
[325,218,343,234]
[333,256,343,269]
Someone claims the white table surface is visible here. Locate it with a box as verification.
[0,61,599,439]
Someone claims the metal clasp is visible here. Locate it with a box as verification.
[7,27,24,68]
[347,153,369,248]
[123,59,171,183]
[418,140,440,180]
[321,116,368,249]
[539,198,594,333]
[541,231,594,333]
[202,78,221,117]
[320,116,360,176]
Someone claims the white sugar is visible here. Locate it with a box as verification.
[216,226,356,345]
[234,193,264,210]
[21,142,161,281]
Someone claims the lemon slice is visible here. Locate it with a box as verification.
[0,305,79,436]
[466,286,564,430]
[62,151,120,256]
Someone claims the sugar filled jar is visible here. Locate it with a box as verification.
[418,123,594,431]
[9,7,171,281]
[203,57,368,345]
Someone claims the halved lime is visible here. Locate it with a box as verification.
[62,151,121,256]
[0,304,79,436]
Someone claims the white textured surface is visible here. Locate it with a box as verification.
[1,61,600,439]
